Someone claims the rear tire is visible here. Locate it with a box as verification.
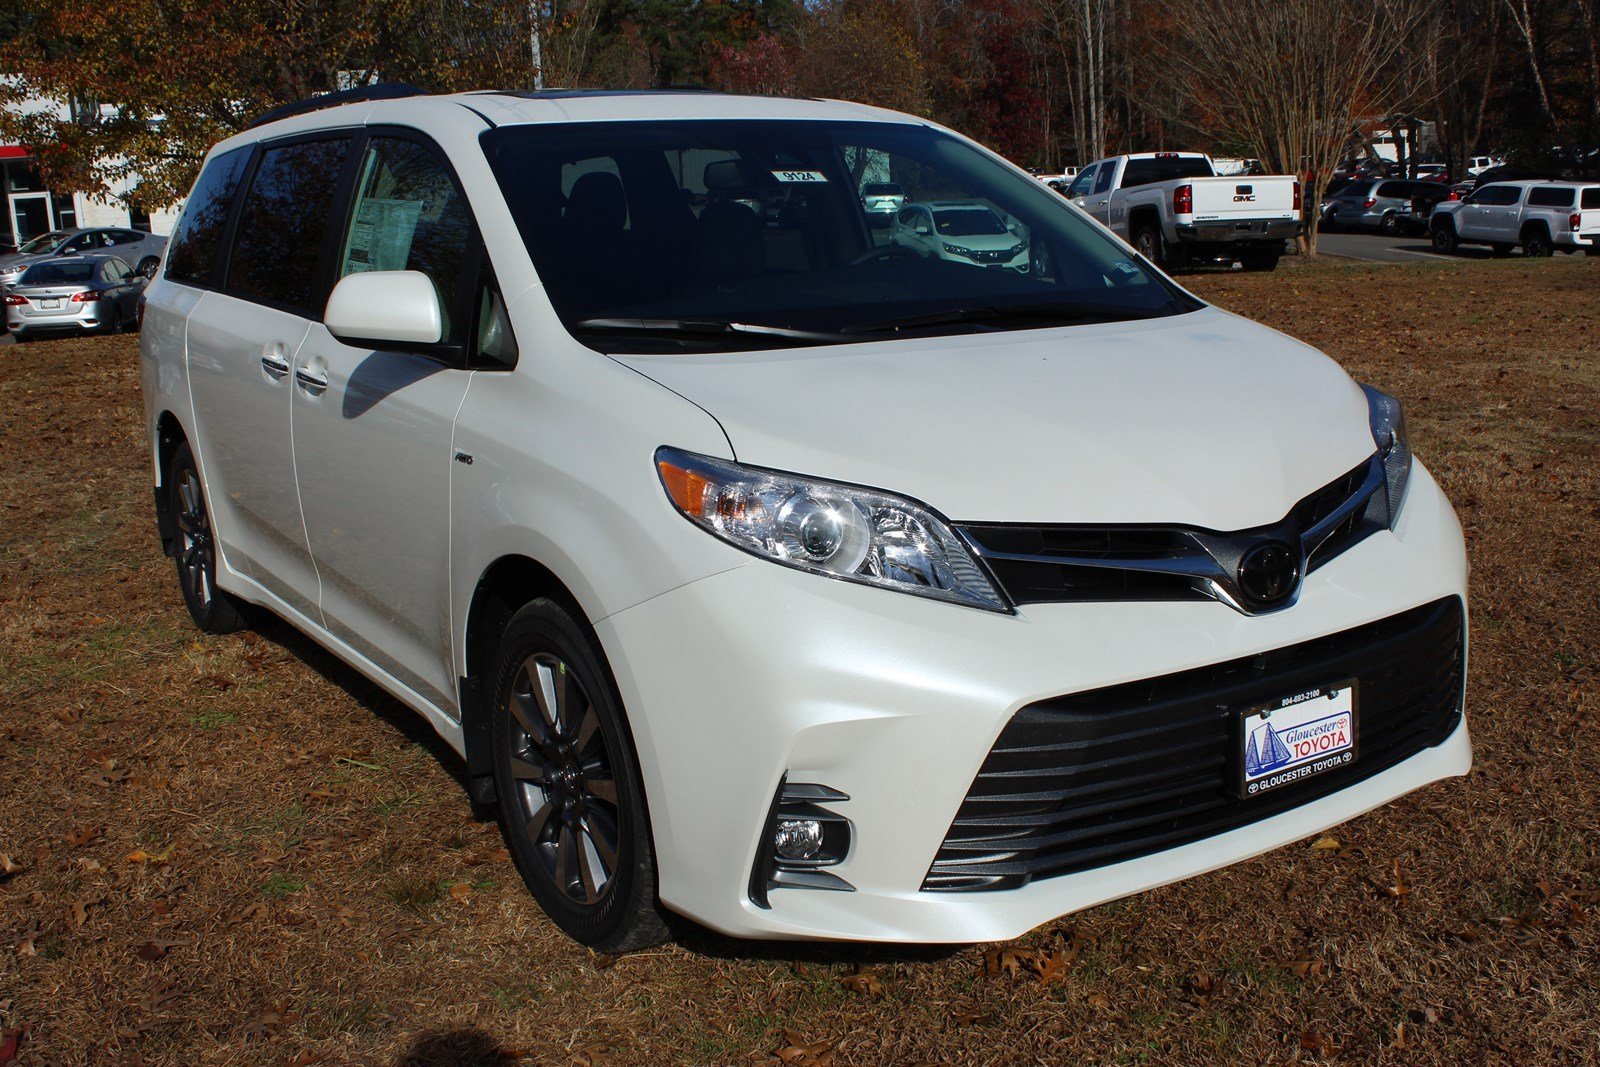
[1379,212,1399,235]
[167,441,247,634]
[490,598,670,952]
[1521,228,1552,257]
[1431,224,1458,254]
[1130,224,1163,265]
[137,256,160,276]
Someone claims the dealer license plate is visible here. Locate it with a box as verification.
[1235,681,1358,798]
[40,298,60,309]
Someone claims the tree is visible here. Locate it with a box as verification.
[1155,0,1427,254]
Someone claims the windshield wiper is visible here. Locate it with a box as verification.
[575,317,850,345]
[842,302,1170,335]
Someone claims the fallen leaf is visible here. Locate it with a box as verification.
[839,969,886,998]
[0,855,23,882]
[136,938,187,962]
[303,788,336,802]
[68,896,99,928]
[946,1001,992,1028]
[1310,836,1342,852]
[570,1045,611,1066]
[14,922,40,957]
[65,826,104,848]
[0,1028,26,1064]
[246,1002,302,1040]
[771,1031,834,1066]
[1033,928,1085,985]
[1286,958,1325,980]
[232,902,270,925]
[447,881,473,902]
[1299,1030,1339,1056]
[1086,992,1111,1011]
[1375,858,1411,901]
[982,945,1040,977]
[127,847,174,865]
[1183,972,1219,1002]
[1392,1022,1408,1049]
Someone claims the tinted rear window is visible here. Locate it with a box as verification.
[166,147,250,286]
[1121,157,1213,188]
[1527,187,1575,207]
[226,137,352,314]
[21,261,95,285]
[862,183,902,196]
[1339,180,1374,197]
[1584,189,1600,210]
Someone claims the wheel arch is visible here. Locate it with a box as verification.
[152,411,188,555]
[459,554,591,806]
[1128,205,1162,238]
[1520,220,1552,243]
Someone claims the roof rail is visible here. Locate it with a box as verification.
[248,82,428,130]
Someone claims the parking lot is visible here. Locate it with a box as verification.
[2,255,1598,1065]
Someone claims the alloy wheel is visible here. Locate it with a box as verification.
[505,652,622,905]
[174,467,215,611]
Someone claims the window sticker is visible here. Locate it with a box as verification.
[771,170,829,183]
[343,198,423,274]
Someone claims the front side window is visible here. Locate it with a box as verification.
[227,137,352,313]
[1066,165,1097,198]
[1092,163,1116,193]
[338,136,473,343]
[483,120,1196,353]
[166,146,251,286]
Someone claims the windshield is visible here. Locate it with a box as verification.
[21,260,95,285]
[482,119,1198,352]
[19,232,68,255]
[934,207,1009,236]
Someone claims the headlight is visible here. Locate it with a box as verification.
[1362,385,1411,526]
[943,243,971,257]
[655,447,1007,612]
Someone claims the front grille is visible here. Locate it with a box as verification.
[959,454,1385,613]
[923,596,1464,891]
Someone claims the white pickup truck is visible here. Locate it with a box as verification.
[1064,152,1302,271]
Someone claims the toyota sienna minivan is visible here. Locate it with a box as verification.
[141,85,1471,950]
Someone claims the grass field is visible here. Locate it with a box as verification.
[2,256,1598,1065]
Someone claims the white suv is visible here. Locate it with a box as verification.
[142,86,1471,950]
[1430,180,1600,256]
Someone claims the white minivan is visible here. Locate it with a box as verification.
[142,86,1471,950]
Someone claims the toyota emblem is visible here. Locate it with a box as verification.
[1237,541,1299,607]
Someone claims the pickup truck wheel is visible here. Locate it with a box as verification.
[167,442,247,634]
[1130,224,1164,266]
[1430,224,1458,254]
[1521,229,1553,257]
[491,598,670,952]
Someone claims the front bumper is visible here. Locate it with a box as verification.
[598,462,1469,941]
[1175,218,1300,243]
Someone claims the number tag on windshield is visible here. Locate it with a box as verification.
[772,170,828,183]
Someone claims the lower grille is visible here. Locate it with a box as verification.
[923,597,1464,891]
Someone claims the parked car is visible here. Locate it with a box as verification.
[1065,151,1300,270]
[890,200,1029,270]
[1322,178,1448,235]
[4,254,148,338]
[1413,164,1450,182]
[143,85,1470,951]
[1430,180,1600,256]
[1466,155,1505,177]
[1398,183,1457,235]
[859,182,906,226]
[0,227,167,289]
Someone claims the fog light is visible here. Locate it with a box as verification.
[773,818,824,860]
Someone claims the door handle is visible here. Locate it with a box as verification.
[294,366,329,394]
[260,352,291,380]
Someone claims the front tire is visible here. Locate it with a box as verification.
[167,441,247,634]
[1431,223,1458,254]
[490,598,669,952]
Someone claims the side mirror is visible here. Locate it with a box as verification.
[324,270,443,351]
[914,221,931,236]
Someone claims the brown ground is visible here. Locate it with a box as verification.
[2,255,1598,1066]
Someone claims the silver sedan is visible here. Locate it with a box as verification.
[4,254,149,339]
[0,227,167,287]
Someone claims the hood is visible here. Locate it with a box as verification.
[615,307,1377,530]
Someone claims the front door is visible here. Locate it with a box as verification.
[291,134,478,713]
[10,192,50,245]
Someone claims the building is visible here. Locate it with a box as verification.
[1,80,180,251]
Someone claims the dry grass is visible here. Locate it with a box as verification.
[1,255,1598,1065]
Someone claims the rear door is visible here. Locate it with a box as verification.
[184,134,356,620]
[289,130,482,713]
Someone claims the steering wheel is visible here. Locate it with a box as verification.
[848,244,921,267]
